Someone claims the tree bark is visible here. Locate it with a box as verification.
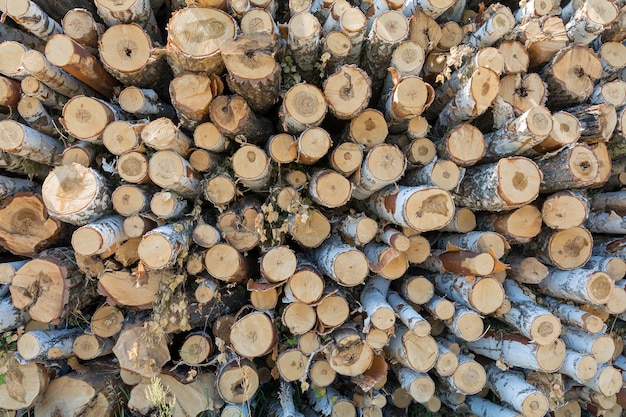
[434,273,504,315]
[310,235,369,286]
[360,185,454,232]
[288,12,321,77]
[16,96,57,137]
[559,323,615,364]
[221,34,281,114]
[118,87,176,119]
[454,157,542,211]
[5,0,63,41]
[466,4,515,47]
[362,11,409,83]
[94,0,161,42]
[20,76,68,110]
[21,49,98,97]
[71,215,127,256]
[434,67,500,135]
[42,163,111,226]
[538,267,613,305]
[467,331,566,373]
[437,231,509,259]
[337,213,378,247]
[498,279,561,345]
[485,364,549,417]
[352,143,406,200]
[542,295,605,334]
[45,34,119,97]
[138,221,192,270]
[565,0,618,45]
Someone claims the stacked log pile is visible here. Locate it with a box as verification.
[0,0,626,416]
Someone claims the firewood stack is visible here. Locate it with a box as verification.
[0,0,626,415]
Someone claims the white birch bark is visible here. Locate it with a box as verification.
[437,231,509,258]
[138,221,193,270]
[17,328,83,362]
[361,10,409,82]
[423,295,454,320]
[6,0,63,41]
[467,4,515,47]
[20,76,68,110]
[435,273,504,315]
[583,256,626,280]
[559,323,615,364]
[17,96,57,136]
[94,0,161,42]
[394,365,435,403]
[465,396,524,417]
[360,275,395,331]
[360,185,454,232]
[538,268,614,305]
[288,12,321,74]
[0,120,64,165]
[402,0,455,19]
[485,364,549,417]
[434,342,458,377]
[387,290,430,337]
[21,50,98,98]
[0,175,37,199]
[337,214,378,246]
[71,215,128,256]
[309,235,369,287]
[586,211,626,234]
[351,144,407,200]
[582,363,623,396]
[118,87,176,118]
[0,296,30,332]
[452,157,541,212]
[542,295,605,334]
[565,0,618,45]
[466,333,566,372]
[363,242,408,280]
[559,350,598,383]
[481,106,553,162]
[401,158,463,191]
[498,280,561,345]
